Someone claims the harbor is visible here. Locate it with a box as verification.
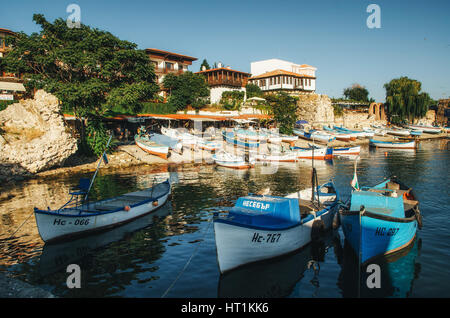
[1,0,450,303]
[0,139,448,297]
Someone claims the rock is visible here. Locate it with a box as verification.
[0,90,78,176]
[296,93,334,124]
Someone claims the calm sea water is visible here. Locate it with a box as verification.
[0,139,448,298]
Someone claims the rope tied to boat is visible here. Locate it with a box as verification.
[160,213,214,298]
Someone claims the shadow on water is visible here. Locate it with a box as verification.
[217,231,340,298]
[336,237,422,298]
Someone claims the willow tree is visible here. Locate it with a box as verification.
[3,14,159,156]
[384,77,432,124]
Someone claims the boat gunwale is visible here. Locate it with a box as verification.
[34,180,171,217]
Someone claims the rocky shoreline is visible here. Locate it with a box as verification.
[0,272,55,298]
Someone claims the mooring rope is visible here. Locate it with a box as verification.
[8,210,35,240]
[160,214,214,298]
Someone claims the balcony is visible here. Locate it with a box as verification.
[207,78,244,88]
[154,67,184,75]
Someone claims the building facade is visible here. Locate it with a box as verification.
[248,59,316,94]
[0,28,25,100]
[196,65,251,104]
[145,48,197,98]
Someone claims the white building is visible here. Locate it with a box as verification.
[248,59,317,94]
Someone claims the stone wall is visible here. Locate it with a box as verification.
[0,90,78,180]
[296,93,334,124]
[334,110,386,128]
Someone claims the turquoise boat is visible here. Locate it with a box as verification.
[340,178,422,264]
[222,131,260,148]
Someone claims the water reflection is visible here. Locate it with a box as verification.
[218,231,340,298]
[336,237,421,298]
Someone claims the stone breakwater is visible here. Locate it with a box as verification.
[0,90,78,182]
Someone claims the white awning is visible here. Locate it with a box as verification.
[0,81,26,92]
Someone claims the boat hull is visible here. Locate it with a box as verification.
[333,146,361,156]
[214,207,336,273]
[369,139,416,149]
[135,138,169,159]
[340,211,418,264]
[34,182,171,243]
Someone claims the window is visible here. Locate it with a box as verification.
[178,63,184,71]
[165,62,174,70]
[0,38,3,48]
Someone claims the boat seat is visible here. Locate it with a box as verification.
[403,199,419,211]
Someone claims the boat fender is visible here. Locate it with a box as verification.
[311,219,325,240]
[152,201,159,207]
[124,206,131,212]
[414,207,423,230]
[332,212,341,230]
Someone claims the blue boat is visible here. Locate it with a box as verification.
[340,177,422,264]
[222,131,260,148]
[293,128,336,143]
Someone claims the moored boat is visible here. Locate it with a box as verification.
[135,134,170,159]
[333,146,361,156]
[340,177,422,264]
[291,145,333,160]
[212,150,254,169]
[406,124,442,134]
[213,181,340,273]
[34,179,171,243]
[369,139,416,149]
[222,131,260,149]
[293,129,336,144]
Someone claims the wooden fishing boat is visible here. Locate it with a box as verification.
[212,150,254,169]
[369,139,416,149]
[340,177,422,264]
[323,126,357,141]
[333,126,372,138]
[385,127,411,137]
[135,134,170,159]
[235,128,268,142]
[332,146,361,156]
[291,145,332,160]
[34,179,171,243]
[222,131,260,149]
[195,139,222,152]
[254,150,298,162]
[213,181,340,273]
[406,124,442,134]
[293,129,336,144]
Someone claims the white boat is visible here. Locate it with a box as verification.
[213,181,340,273]
[285,183,338,205]
[363,127,387,136]
[406,124,442,134]
[369,139,416,149]
[135,135,169,159]
[195,139,222,152]
[161,127,198,146]
[254,150,298,162]
[291,146,331,160]
[386,128,411,137]
[212,150,255,169]
[332,146,361,156]
[293,129,336,144]
[34,179,171,243]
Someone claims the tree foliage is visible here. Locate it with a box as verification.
[220,90,244,110]
[265,92,298,135]
[200,59,210,71]
[343,84,371,102]
[384,77,433,124]
[245,83,263,99]
[163,71,210,111]
[2,14,159,156]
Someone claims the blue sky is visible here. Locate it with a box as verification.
[1,0,449,101]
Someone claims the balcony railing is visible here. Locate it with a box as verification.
[207,79,244,87]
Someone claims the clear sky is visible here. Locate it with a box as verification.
[1,0,449,102]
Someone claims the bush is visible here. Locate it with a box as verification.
[0,100,15,112]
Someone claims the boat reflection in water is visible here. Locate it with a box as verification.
[217,231,339,298]
[336,236,421,298]
[38,202,172,277]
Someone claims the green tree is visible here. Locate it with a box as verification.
[3,14,159,156]
[200,59,210,71]
[265,92,298,135]
[343,84,370,102]
[245,83,263,99]
[163,71,210,111]
[384,76,432,124]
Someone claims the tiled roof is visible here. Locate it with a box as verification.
[249,69,315,80]
[145,48,197,61]
[196,67,251,76]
